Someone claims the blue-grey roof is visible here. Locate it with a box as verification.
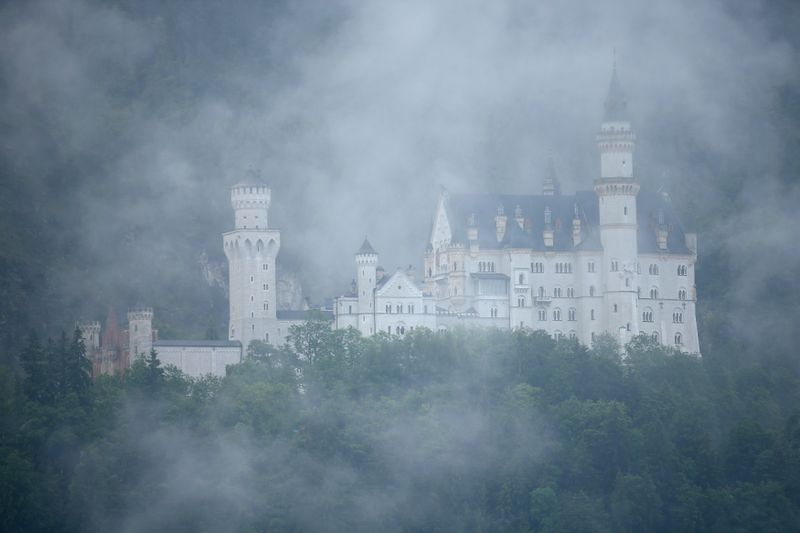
[356,239,377,255]
[604,65,628,121]
[154,340,242,348]
[277,310,334,321]
[444,190,690,255]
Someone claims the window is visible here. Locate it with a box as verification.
[490,307,498,318]
[263,303,267,311]
[642,308,654,322]
[553,308,562,321]
[250,311,254,318]
[388,326,392,334]
[678,265,688,276]
[649,264,659,275]
[588,261,596,273]
[567,287,575,298]
[650,288,658,299]
[652,331,659,342]
[673,310,684,323]
[263,283,268,290]
[554,330,563,341]
[251,324,255,332]
[553,287,562,298]
[674,332,683,345]
[538,309,547,321]
[590,286,596,297]
[348,305,352,314]
[625,278,630,287]
[396,304,402,313]
[624,206,628,215]
[531,262,544,273]
[569,331,577,340]
[555,262,573,274]
[517,296,526,307]
[262,264,268,271]
[250,295,254,302]
[518,273,525,285]
[250,275,254,283]
[538,286,546,298]
[613,304,618,313]
[265,333,269,342]
[611,260,619,272]
[568,308,576,321]
[590,309,595,320]
[678,288,687,301]
[409,304,415,314]
[591,332,596,342]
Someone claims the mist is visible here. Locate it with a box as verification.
[2,0,798,342]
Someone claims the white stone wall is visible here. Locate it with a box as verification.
[155,344,242,378]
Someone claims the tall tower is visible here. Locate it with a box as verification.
[223,182,280,349]
[595,64,640,344]
[127,308,153,360]
[355,239,377,336]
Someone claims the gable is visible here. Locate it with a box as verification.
[376,270,423,298]
[430,195,452,251]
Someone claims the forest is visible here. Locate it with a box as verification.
[1,322,798,532]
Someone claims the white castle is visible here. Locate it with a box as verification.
[330,66,700,353]
[80,66,700,379]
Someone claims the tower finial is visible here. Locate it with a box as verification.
[604,59,627,121]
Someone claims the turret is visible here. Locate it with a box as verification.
[594,63,640,342]
[542,154,561,196]
[495,205,507,242]
[355,239,378,336]
[542,206,554,248]
[223,181,281,348]
[127,307,153,360]
[77,321,101,351]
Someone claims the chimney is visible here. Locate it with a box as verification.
[514,205,524,229]
[542,206,554,248]
[495,204,507,242]
[405,264,416,282]
[656,209,668,251]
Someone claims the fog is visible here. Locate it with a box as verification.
[2,0,797,340]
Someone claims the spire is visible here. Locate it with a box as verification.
[356,238,377,256]
[604,62,628,121]
[542,152,561,196]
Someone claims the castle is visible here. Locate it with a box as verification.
[333,66,700,353]
[79,65,700,379]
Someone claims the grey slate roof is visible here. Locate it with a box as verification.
[356,239,377,255]
[154,340,242,348]
[444,191,691,255]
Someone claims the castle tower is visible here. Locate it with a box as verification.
[77,321,101,352]
[223,182,280,349]
[355,239,377,336]
[594,64,640,344]
[127,308,153,361]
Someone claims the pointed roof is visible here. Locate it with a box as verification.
[542,153,561,196]
[356,238,377,256]
[603,63,628,121]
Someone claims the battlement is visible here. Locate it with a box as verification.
[127,308,153,321]
[231,183,271,210]
[77,320,101,330]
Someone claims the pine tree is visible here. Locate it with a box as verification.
[19,331,46,402]
[145,348,163,392]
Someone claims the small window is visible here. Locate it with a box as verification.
[678,265,688,276]
[538,309,547,321]
[590,286,596,297]
[650,288,658,299]
[518,296,526,307]
[611,260,619,272]
[348,305,352,314]
[553,287,562,298]
[678,288,687,301]
[613,304,618,313]
[590,309,595,320]
[568,308,576,321]
[624,206,628,215]
[250,275,254,283]
[518,273,524,285]
[588,261,596,273]
[553,308,562,321]
[674,332,683,345]
[567,287,575,298]
[250,295,254,302]
[262,264,268,271]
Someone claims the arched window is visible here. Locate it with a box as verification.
[673,310,684,324]
[589,286,596,297]
[590,309,595,320]
[568,308,576,321]
[652,331,659,342]
[649,264,659,275]
[674,332,683,345]
[642,308,654,322]
[678,265,687,276]
[518,273,524,285]
[678,288,687,301]
[611,259,619,272]
[569,331,577,340]
[538,309,547,321]
[567,287,575,298]
[650,287,658,299]
[538,286,545,298]
[553,287,562,298]
[518,296,526,307]
[553,308,562,321]
[554,330,563,340]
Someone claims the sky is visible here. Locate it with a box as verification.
[1,0,798,341]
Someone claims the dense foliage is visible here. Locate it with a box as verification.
[1,323,798,532]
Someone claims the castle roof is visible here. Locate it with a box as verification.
[604,64,628,121]
[444,191,691,254]
[356,238,377,256]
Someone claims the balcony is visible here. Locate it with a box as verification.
[534,296,552,305]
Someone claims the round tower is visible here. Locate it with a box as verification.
[127,308,153,361]
[355,239,378,336]
[594,64,640,344]
[223,182,281,349]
